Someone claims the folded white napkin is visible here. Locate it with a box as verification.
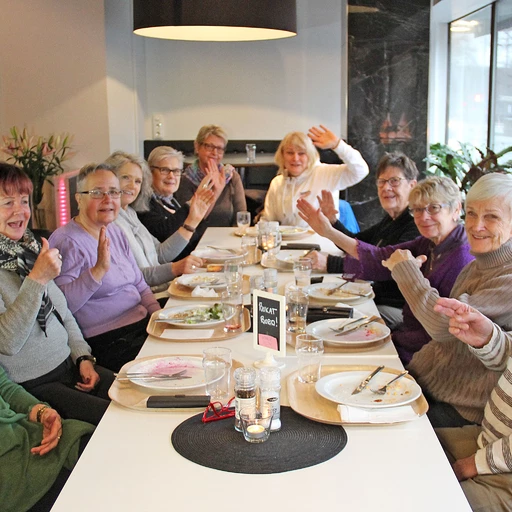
[161,329,215,339]
[191,286,218,298]
[337,404,418,424]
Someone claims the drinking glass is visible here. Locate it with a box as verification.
[241,235,258,265]
[295,334,324,383]
[224,261,242,292]
[236,211,251,235]
[245,143,257,163]
[286,287,309,334]
[293,258,312,289]
[202,347,232,403]
[221,290,244,333]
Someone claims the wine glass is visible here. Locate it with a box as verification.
[236,211,251,235]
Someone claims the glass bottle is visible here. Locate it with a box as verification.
[259,366,281,431]
[234,367,257,432]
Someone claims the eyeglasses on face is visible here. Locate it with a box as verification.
[408,203,448,217]
[201,142,225,153]
[151,166,183,177]
[376,177,407,188]
[77,189,122,199]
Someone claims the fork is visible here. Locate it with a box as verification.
[328,315,369,333]
[371,371,409,395]
[325,280,352,296]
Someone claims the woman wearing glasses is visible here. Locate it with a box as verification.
[105,151,213,293]
[49,163,160,372]
[138,146,215,250]
[298,176,474,365]
[0,163,113,427]
[306,152,420,329]
[174,125,247,228]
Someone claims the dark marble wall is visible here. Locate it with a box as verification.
[347,0,430,230]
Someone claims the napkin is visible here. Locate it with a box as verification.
[337,404,418,424]
[191,287,219,298]
[161,329,215,339]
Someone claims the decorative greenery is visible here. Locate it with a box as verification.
[425,142,512,195]
[1,126,74,206]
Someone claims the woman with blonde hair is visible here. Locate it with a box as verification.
[260,125,369,227]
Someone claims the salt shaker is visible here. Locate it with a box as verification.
[234,367,257,432]
[259,366,281,431]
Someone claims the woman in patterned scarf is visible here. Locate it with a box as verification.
[175,125,247,227]
[0,162,113,427]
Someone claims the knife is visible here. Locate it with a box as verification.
[335,316,379,336]
[351,365,385,395]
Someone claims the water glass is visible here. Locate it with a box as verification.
[236,211,251,235]
[293,258,312,289]
[240,407,273,443]
[224,261,242,291]
[245,143,256,163]
[221,290,244,333]
[241,235,258,265]
[295,334,324,383]
[286,287,309,334]
[202,347,232,403]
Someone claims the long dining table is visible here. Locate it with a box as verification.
[51,227,472,512]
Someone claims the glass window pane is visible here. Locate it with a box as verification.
[447,6,492,149]
[492,0,512,152]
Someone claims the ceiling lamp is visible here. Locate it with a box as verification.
[133,0,297,42]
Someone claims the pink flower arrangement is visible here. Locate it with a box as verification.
[1,126,74,205]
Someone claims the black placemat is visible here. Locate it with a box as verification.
[171,406,348,474]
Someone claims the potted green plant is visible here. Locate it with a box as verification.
[425,142,512,196]
[1,126,74,228]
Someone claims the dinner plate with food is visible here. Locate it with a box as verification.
[155,304,224,328]
[176,272,226,289]
[315,370,421,408]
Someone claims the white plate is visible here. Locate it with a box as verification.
[157,305,224,328]
[306,317,390,346]
[192,248,245,263]
[128,356,207,391]
[303,281,373,304]
[176,272,226,289]
[315,371,421,408]
[279,225,309,239]
[234,226,258,237]
[275,250,306,265]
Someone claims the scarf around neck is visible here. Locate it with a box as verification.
[185,159,234,187]
[0,230,55,335]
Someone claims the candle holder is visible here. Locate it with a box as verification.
[239,407,273,443]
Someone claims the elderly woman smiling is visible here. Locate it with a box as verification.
[260,125,369,227]
[298,176,474,365]
[381,173,512,428]
[105,151,213,293]
[49,163,160,373]
[0,163,113,427]
[175,125,247,228]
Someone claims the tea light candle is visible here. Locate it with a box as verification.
[245,424,267,441]
[247,424,265,435]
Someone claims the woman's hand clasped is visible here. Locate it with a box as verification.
[381,249,427,272]
[76,360,101,392]
[28,237,62,285]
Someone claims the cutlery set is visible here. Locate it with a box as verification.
[351,366,409,396]
[114,369,192,382]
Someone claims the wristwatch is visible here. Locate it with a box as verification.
[76,355,97,368]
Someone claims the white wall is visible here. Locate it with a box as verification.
[0,0,110,166]
[105,0,344,151]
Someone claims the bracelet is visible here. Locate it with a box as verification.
[182,223,196,234]
[37,405,50,423]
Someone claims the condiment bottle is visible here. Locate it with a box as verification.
[259,366,281,431]
[263,268,278,294]
[234,367,257,431]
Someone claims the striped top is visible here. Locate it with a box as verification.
[470,327,512,474]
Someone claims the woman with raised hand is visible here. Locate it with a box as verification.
[298,176,474,366]
[49,163,160,373]
[260,125,369,227]
[0,163,113,427]
[105,151,214,293]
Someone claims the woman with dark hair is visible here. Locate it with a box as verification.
[0,162,113,426]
